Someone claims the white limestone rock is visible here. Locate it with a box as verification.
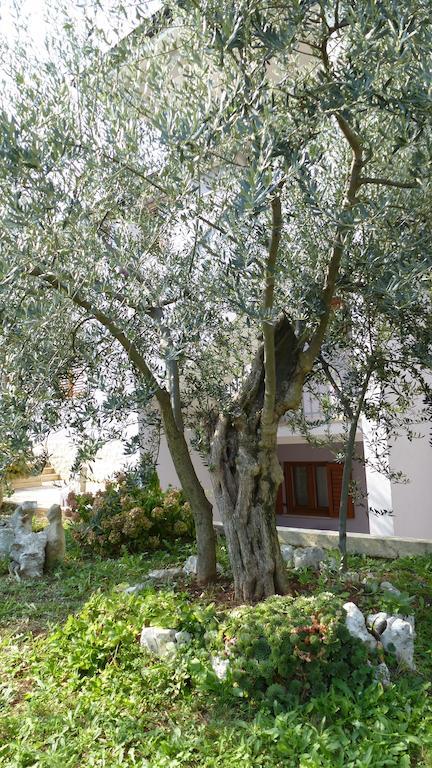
[211,655,229,680]
[10,502,36,535]
[0,518,15,557]
[148,567,183,583]
[140,627,177,656]
[280,545,295,566]
[293,546,325,571]
[380,616,415,670]
[175,631,191,646]
[124,582,148,595]
[367,612,389,637]
[374,662,391,687]
[380,581,401,597]
[9,530,48,580]
[343,602,377,650]
[183,555,224,576]
[44,504,65,571]
[140,627,192,656]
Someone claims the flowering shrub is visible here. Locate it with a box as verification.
[66,468,194,556]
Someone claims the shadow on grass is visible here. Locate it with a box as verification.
[0,536,196,637]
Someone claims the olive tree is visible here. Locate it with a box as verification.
[1,0,431,599]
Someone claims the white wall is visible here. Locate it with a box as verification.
[390,424,432,538]
[156,432,216,505]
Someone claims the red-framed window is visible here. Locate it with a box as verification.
[276,461,354,518]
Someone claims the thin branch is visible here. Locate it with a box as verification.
[261,194,282,437]
[360,176,419,190]
[319,354,354,420]
[27,266,165,400]
[299,35,365,372]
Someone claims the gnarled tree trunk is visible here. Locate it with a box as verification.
[211,316,302,601]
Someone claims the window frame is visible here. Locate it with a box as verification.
[284,461,330,516]
[279,461,355,518]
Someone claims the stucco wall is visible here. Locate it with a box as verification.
[157,433,216,506]
[389,426,432,538]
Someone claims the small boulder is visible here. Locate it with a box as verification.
[367,612,389,637]
[380,616,415,670]
[293,546,325,571]
[148,567,183,583]
[9,530,47,580]
[44,504,65,571]
[10,502,36,535]
[174,631,191,646]
[124,582,148,595]
[0,518,15,557]
[374,662,391,687]
[140,627,177,655]
[211,655,229,680]
[183,555,224,576]
[280,545,295,566]
[343,602,377,650]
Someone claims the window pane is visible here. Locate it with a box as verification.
[293,466,309,506]
[316,466,329,508]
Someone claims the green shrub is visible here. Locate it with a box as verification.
[66,467,194,556]
[207,593,374,707]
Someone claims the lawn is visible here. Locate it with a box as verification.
[1,538,432,768]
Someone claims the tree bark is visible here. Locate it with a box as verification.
[158,388,217,584]
[211,316,301,601]
[338,418,357,571]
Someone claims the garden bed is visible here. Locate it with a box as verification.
[0,541,432,767]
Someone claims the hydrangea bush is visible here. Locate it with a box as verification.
[66,467,194,556]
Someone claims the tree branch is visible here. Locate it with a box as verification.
[319,354,354,420]
[27,266,166,400]
[261,194,282,440]
[360,176,419,189]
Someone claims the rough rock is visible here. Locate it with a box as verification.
[380,581,401,597]
[380,616,415,670]
[10,502,36,535]
[44,504,65,571]
[124,582,148,595]
[374,662,391,687]
[140,627,177,655]
[293,546,325,571]
[367,612,389,637]
[280,545,295,566]
[140,627,191,656]
[174,631,191,646]
[148,567,183,583]
[211,655,229,680]
[0,518,15,557]
[343,602,377,650]
[183,555,224,576]
[9,529,48,579]
[2,501,38,562]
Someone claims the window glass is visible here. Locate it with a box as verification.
[293,465,309,506]
[315,465,329,508]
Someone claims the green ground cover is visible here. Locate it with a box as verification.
[1,539,431,768]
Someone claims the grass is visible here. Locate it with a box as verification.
[0,539,432,767]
